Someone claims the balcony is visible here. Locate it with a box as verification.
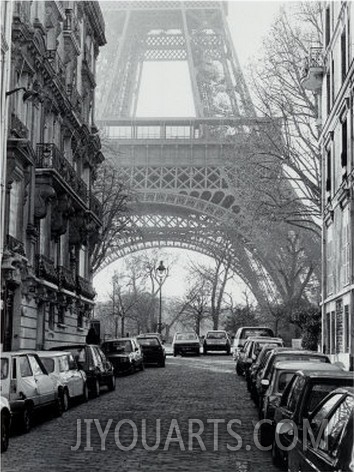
[89,193,103,220]
[36,255,58,285]
[46,50,66,91]
[10,112,29,139]
[76,275,96,299]
[57,265,76,292]
[36,143,88,203]
[5,235,26,256]
[302,47,324,91]
[63,9,81,53]
[66,84,83,119]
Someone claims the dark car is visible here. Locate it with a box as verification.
[272,368,354,468]
[50,344,115,397]
[287,387,354,472]
[255,349,330,409]
[101,338,144,375]
[203,330,231,355]
[248,344,280,400]
[236,337,284,377]
[137,335,166,367]
[259,362,343,447]
[172,332,200,356]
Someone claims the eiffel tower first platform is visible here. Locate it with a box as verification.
[95,1,293,308]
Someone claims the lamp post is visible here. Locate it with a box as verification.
[155,261,168,334]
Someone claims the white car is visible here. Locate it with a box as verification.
[1,352,63,433]
[1,396,11,452]
[38,351,88,411]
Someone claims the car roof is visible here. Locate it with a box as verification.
[332,386,354,395]
[247,337,283,342]
[49,344,89,350]
[137,333,161,338]
[37,351,72,357]
[102,338,134,342]
[206,330,227,333]
[295,369,354,379]
[1,351,41,356]
[274,361,341,371]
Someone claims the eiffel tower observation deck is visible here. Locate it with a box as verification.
[95,1,293,308]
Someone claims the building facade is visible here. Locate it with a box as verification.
[304,1,354,369]
[0,1,106,351]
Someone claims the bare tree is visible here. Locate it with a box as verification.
[179,280,210,335]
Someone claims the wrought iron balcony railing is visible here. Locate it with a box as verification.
[5,234,26,256]
[89,193,103,220]
[46,50,66,89]
[57,265,76,292]
[76,275,96,299]
[36,254,58,284]
[36,143,88,203]
[10,112,29,139]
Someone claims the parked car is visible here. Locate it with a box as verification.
[255,348,330,409]
[38,351,88,410]
[248,344,281,399]
[137,335,166,367]
[1,396,11,453]
[203,330,231,355]
[172,332,200,356]
[259,362,343,447]
[1,352,63,433]
[287,387,354,472]
[101,338,144,374]
[232,326,274,358]
[235,337,284,376]
[272,368,354,468]
[50,344,115,397]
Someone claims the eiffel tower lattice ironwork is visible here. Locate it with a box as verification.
[96,1,281,308]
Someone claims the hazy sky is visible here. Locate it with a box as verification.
[94,1,284,303]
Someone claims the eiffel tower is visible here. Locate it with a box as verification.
[96,1,281,307]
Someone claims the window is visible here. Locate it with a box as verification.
[310,393,343,436]
[342,212,350,286]
[330,311,336,354]
[288,377,306,412]
[79,245,87,277]
[331,59,335,106]
[326,71,331,115]
[59,356,69,372]
[326,148,332,194]
[58,305,65,325]
[48,303,55,331]
[341,118,348,168]
[320,396,354,454]
[344,305,350,353]
[341,28,347,83]
[41,358,55,374]
[326,229,334,296]
[8,179,22,238]
[1,358,9,380]
[308,383,349,416]
[28,355,45,376]
[20,356,33,378]
[277,372,295,393]
[77,310,83,329]
[325,7,330,47]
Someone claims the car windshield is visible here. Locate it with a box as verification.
[207,332,226,339]
[277,372,296,392]
[307,383,353,414]
[243,328,273,338]
[65,347,86,363]
[138,338,159,347]
[103,340,132,353]
[1,358,9,380]
[40,358,55,374]
[176,333,197,341]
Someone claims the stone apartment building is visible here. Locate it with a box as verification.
[303,1,354,369]
[0,1,106,350]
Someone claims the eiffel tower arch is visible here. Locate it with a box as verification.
[96,1,281,308]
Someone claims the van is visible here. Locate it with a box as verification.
[232,326,274,359]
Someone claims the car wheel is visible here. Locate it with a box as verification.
[54,393,63,417]
[196,349,200,356]
[159,358,166,367]
[235,362,243,376]
[139,362,145,371]
[92,379,100,398]
[272,438,284,468]
[1,413,10,452]
[21,405,32,433]
[203,349,208,355]
[173,350,177,357]
[62,389,70,412]
[108,375,116,391]
[82,383,89,402]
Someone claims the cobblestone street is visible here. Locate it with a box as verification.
[3,356,277,472]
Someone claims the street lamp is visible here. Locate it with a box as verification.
[155,260,168,334]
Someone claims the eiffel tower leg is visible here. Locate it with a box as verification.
[181,7,203,118]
